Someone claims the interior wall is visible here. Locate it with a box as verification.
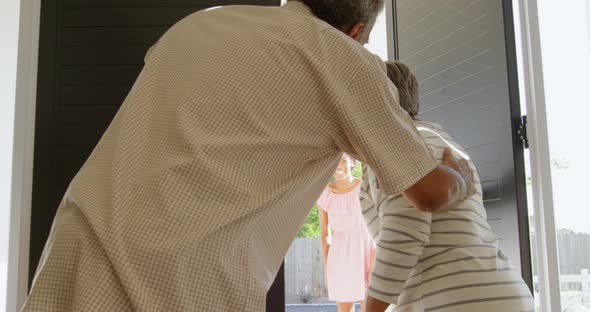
[0,0,21,309]
[5,0,40,310]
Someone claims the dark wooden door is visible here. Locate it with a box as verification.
[32,1,284,311]
[392,0,532,288]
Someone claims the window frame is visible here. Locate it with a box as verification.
[514,0,562,310]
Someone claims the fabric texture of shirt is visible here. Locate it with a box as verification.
[22,2,437,311]
[360,120,534,311]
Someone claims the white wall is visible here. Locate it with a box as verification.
[0,0,21,308]
[3,0,40,310]
[0,0,21,262]
[364,9,389,61]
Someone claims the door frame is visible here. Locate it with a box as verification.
[502,0,534,290]
[385,0,397,61]
[514,0,562,310]
[7,0,544,311]
[7,0,41,311]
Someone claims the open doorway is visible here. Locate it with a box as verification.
[283,7,390,311]
[285,162,365,312]
[20,0,537,311]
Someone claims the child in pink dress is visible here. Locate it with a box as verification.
[317,154,376,312]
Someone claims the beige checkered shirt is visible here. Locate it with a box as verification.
[23,2,436,311]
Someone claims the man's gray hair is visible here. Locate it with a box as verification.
[298,0,385,31]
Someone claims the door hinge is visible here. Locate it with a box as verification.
[517,115,529,149]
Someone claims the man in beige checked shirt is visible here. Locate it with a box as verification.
[22,1,474,311]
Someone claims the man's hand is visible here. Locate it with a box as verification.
[403,148,476,212]
[365,295,390,312]
[441,148,476,197]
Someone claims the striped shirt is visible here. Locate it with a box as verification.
[361,121,534,311]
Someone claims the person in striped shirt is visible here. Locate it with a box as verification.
[362,61,534,312]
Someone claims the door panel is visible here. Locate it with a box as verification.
[394,0,532,288]
[32,1,284,311]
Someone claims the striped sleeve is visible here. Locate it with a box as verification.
[367,192,432,304]
[360,165,380,239]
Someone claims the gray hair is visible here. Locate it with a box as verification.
[297,0,385,32]
[385,61,420,117]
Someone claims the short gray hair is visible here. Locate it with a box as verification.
[298,0,384,31]
[385,61,420,117]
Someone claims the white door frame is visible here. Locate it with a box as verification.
[7,0,41,311]
[385,0,396,61]
[515,0,562,311]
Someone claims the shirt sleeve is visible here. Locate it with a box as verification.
[327,49,437,196]
[367,190,432,304]
[316,187,330,212]
[144,40,160,63]
[360,164,379,239]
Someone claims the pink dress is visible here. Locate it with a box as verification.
[317,182,376,302]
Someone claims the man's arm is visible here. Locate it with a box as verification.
[403,149,475,213]
[366,296,391,312]
[319,207,329,267]
[318,206,330,287]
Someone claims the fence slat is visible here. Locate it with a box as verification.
[285,238,328,303]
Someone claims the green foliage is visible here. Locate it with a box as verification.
[296,162,363,238]
[558,228,577,235]
[352,161,363,179]
[297,205,321,238]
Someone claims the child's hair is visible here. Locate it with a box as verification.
[385,61,420,117]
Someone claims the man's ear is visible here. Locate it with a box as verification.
[346,22,366,41]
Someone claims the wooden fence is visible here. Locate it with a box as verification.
[531,232,590,275]
[285,238,328,303]
[533,269,590,309]
[286,233,590,303]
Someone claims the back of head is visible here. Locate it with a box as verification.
[294,0,384,32]
[385,61,420,118]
